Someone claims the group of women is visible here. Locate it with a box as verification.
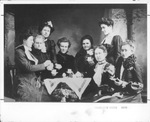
[14,17,144,102]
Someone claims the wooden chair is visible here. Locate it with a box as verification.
[4,65,16,101]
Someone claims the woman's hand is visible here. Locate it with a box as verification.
[41,43,46,53]
[87,49,94,56]
[75,71,83,78]
[55,63,62,70]
[47,63,54,71]
[131,82,143,91]
[114,78,123,86]
[87,57,95,65]
[98,90,102,96]
[62,73,67,77]
[112,92,123,98]
[105,64,115,76]
[44,60,52,67]
[51,69,58,76]
[121,81,128,88]
[114,78,128,88]
[67,69,73,74]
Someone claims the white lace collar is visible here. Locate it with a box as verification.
[23,45,38,65]
[24,45,32,52]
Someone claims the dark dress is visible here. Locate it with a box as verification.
[82,62,116,100]
[114,55,143,102]
[75,48,95,77]
[51,52,78,102]
[45,39,57,63]
[96,55,144,103]
[32,48,54,102]
[32,48,52,80]
[56,51,77,77]
[15,45,45,102]
[102,35,123,65]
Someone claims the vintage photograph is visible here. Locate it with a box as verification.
[4,4,147,103]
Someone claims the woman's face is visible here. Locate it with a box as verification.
[34,38,44,50]
[60,42,69,54]
[41,26,51,38]
[94,48,107,62]
[121,45,133,59]
[101,24,112,36]
[24,36,34,48]
[82,39,92,51]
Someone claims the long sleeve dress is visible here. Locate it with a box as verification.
[32,48,52,80]
[113,55,143,102]
[56,51,77,77]
[101,35,123,65]
[81,61,116,101]
[44,39,57,63]
[15,45,45,102]
[50,51,78,102]
[75,48,95,77]
[95,55,144,103]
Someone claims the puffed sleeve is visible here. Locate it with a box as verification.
[15,49,45,72]
[133,63,143,83]
[75,51,86,73]
[112,35,123,63]
[70,55,77,73]
[46,40,57,63]
[125,63,143,94]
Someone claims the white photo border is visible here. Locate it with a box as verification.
[0,0,150,122]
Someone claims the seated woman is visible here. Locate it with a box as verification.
[32,35,54,80]
[92,41,143,103]
[75,35,95,77]
[14,29,52,102]
[51,37,78,102]
[99,17,123,65]
[32,34,59,102]
[81,45,116,100]
[56,37,77,77]
[110,40,143,103]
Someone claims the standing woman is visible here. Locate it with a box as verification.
[15,29,52,102]
[99,17,123,65]
[39,20,57,64]
[75,35,95,77]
